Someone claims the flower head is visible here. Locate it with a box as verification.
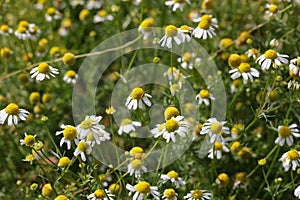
[118,118,141,135]
[127,159,147,178]
[184,189,212,200]
[30,62,59,81]
[201,118,230,143]
[165,0,190,12]
[193,14,218,39]
[229,62,260,84]
[160,25,184,48]
[126,181,160,200]
[63,70,78,84]
[56,125,78,150]
[125,87,152,110]
[289,57,300,77]
[275,124,300,146]
[280,149,300,171]
[87,189,115,200]
[163,188,178,200]
[256,49,288,70]
[0,103,29,126]
[20,133,36,147]
[196,89,215,106]
[138,18,155,40]
[160,170,186,188]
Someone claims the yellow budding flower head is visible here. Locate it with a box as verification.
[0,47,12,59]
[42,183,55,198]
[23,134,35,146]
[202,0,214,10]
[55,195,68,200]
[237,31,250,44]
[216,173,229,186]
[109,183,121,194]
[106,106,116,115]
[79,9,90,21]
[58,157,70,167]
[135,181,150,194]
[228,54,241,68]
[165,25,178,37]
[63,52,76,66]
[140,18,154,31]
[49,46,60,56]
[164,106,180,120]
[130,146,144,156]
[29,92,40,104]
[219,38,233,48]
[42,93,52,104]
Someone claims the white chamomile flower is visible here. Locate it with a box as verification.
[74,140,92,162]
[193,14,218,39]
[45,7,61,22]
[160,25,184,48]
[20,133,36,147]
[275,124,300,146]
[289,57,300,77]
[56,125,78,150]
[229,62,260,83]
[208,142,229,160]
[256,49,289,70]
[0,24,13,36]
[295,185,300,199]
[178,25,193,42]
[93,10,114,23]
[184,189,212,200]
[30,62,59,81]
[87,189,115,200]
[126,181,160,200]
[14,26,31,40]
[86,0,102,10]
[165,0,190,12]
[118,118,141,135]
[160,170,186,188]
[195,89,215,106]
[163,188,178,200]
[138,18,155,40]
[63,70,78,84]
[0,103,29,126]
[76,115,110,145]
[265,4,279,18]
[127,159,147,178]
[152,116,189,143]
[280,149,300,172]
[246,48,259,60]
[177,52,201,70]
[201,118,230,143]
[125,87,152,110]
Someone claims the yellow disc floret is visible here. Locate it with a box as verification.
[80,119,93,129]
[63,126,77,140]
[66,70,76,79]
[238,62,251,73]
[121,118,132,126]
[199,89,210,99]
[94,189,106,198]
[166,170,179,179]
[211,122,222,134]
[192,190,203,199]
[58,157,70,167]
[228,54,241,68]
[135,181,150,194]
[42,183,54,198]
[131,88,144,100]
[164,188,176,199]
[130,159,142,169]
[198,20,210,30]
[55,195,68,200]
[214,142,223,150]
[109,183,121,194]
[63,52,76,66]
[5,103,19,115]
[37,62,50,74]
[164,106,180,120]
[165,25,178,37]
[288,149,299,161]
[24,135,35,146]
[264,49,278,59]
[165,119,179,132]
[140,18,154,30]
[216,173,229,186]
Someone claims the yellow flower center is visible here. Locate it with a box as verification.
[79,9,90,21]
[249,48,259,56]
[24,135,35,146]
[199,89,210,99]
[131,87,144,100]
[130,146,144,155]
[296,58,300,67]
[164,107,180,120]
[174,0,185,3]
[166,170,179,179]
[106,106,115,115]
[198,20,210,30]
[37,62,50,74]
[180,25,191,32]
[17,26,27,34]
[47,7,56,16]
[58,157,70,167]
[1,25,9,32]
[121,118,132,126]
[98,10,108,17]
[183,52,192,62]
[201,14,212,23]
[42,184,54,198]
[99,174,108,181]
[50,46,60,56]
[63,126,77,140]
[140,18,154,30]
[165,25,178,37]
[63,52,76,66]
[19,20,29,29]
[235,172,245,181]
[165,188,176,199]
[211,122,222,134]
[62,18,72,28]
[192,190,203,199]
[80,119,93,129]
[228,54,241,68]
[269,4,278,13]
[288,149,299,160]
[0,47,11,58]
[94,189,106,198]
[131,159,142,169]
[109,183,121,194]
[220,38,233,48]
[264,49,278,59]
[42,93,52,103]
[230,141,241,152]
[238,63,251,73]
[66,70,76,78]
[5,103,19,115]
[231,123,243,136]
[170,84,179,91]
[25,154,35,162]
[87,132,94,141]
[279,126,291,138]
[77,141,88,152]
[55,195,68,200]
[165,119,179,132]
[214,142,223,150]
[217,173,229,186]
[135,181,150,194]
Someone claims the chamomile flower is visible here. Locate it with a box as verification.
[14,26,30,40]
[20,133,36,147]
[275,124,300,146]
[229,62,260,83]
[138,18,155,40]
[125,87,152,110]
[63,70,78,84]
[256,49,289,70]
[246,48,259,60]
[0,103,29,126]
[45,7,61,22]
[93,10,114,23]
[160,25,184,48]
[28,23,41,40]
[23,154,35,165]
[152,116,189,143]
[87,189,115,200]
[86,0,102,10]
[178,25,193,42]
[56,125,78,150]
[98,174,112,187]
[74,140,92,162]
[76,115,110,145]
[160,170,186,188]
[126,181,160,200]
[70,0,85,7]
[163,188,178,200]
[193,14,218,39]
[177,52,201,70]
[184,189,212,200]
[208,142,229,159]
[195,89,215,106]
[127,159,147,178]
[0,24,13,36]
[295,185,300,199]
[118,118,141,135]
[165,0,190,12]
[289,57,300,76]
[30,62,59,81]
[58,156,71,168]
[265,4,278,18]
[200,118,230,143]
[280,149,300,171]
[233,172,247,189]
